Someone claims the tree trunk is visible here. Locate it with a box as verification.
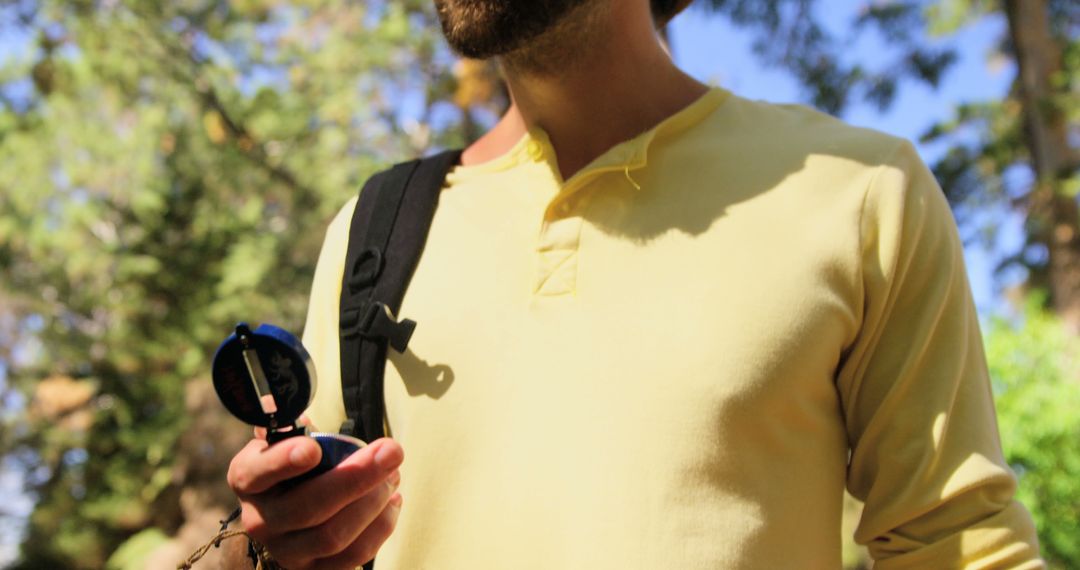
[1005,0,1080,331]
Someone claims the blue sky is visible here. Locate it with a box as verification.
[669,3,1022,313]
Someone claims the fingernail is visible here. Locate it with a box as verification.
[290,443,317,467]
[389,493,403,508]
[374,442,402,471]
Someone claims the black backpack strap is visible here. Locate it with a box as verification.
[338,149,462,444]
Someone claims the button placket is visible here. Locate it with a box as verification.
[535,191,590,297]
[528,131,651,299]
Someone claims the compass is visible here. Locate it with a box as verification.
[212,323,365,482]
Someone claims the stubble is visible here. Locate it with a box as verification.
[435,0,608,76]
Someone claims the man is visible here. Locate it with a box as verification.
[227,0,1044,568]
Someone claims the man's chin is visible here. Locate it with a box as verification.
[435,0,588,61]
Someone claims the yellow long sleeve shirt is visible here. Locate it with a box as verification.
[301,88,1042,568]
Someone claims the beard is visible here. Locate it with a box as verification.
[434,0,601,65]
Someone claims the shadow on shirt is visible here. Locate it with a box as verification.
[390,347,455,399]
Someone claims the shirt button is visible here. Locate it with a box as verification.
[526,141,544,161]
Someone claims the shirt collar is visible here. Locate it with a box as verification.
[445,87,730,192]
[524,87,730,192]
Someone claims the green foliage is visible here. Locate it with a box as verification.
[104,528,169,570]
[986,298,1080,568]
[0,0,472,567]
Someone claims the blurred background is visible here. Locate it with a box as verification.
[0,0,1076,568]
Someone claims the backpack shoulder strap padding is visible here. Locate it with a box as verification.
[338,149,462,444]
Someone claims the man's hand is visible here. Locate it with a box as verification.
[227,432,404,570]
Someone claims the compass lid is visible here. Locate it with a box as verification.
[211,323,316,429]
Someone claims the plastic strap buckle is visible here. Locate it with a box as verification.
[340,301,416,353]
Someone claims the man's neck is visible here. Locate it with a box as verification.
[497,1,707,179]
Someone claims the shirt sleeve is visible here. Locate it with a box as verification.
[836,140,1044,568]
[300,197,357,434]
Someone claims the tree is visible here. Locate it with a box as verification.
[0,0,472,567]
[697,0,1080,329]
[998,0,1078,326]
[985,297,1080,569]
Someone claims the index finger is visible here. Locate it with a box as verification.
[228,436,323,496]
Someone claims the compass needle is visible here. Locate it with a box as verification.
[242,346,278,415]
